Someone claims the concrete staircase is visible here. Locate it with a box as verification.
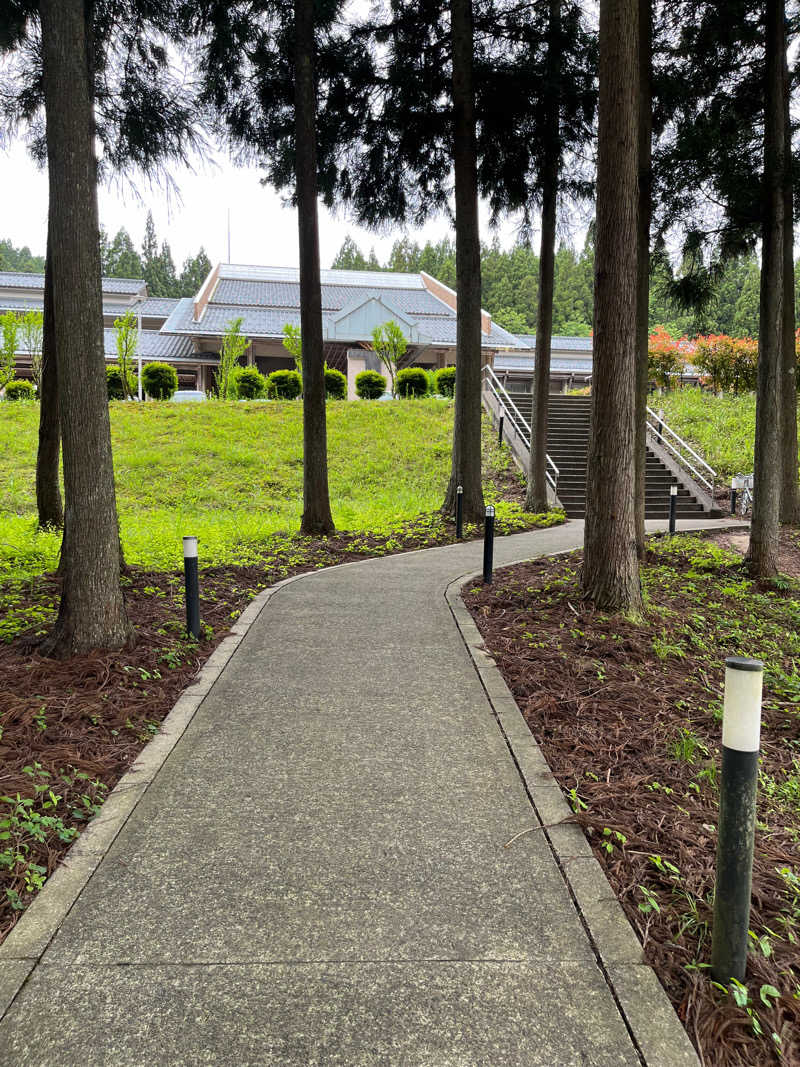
[510,394,708,520]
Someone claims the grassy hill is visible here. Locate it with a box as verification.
[657,388,800,479]
[0,398,539,577]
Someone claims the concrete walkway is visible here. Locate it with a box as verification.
[0,519,736,1065]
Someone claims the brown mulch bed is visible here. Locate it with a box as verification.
[463,534,800,1067]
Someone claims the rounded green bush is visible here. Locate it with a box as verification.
[236,367,267,399]
[324,367,347,400]
[142,361,178,401]
[106,365,135,400]
[434,366,456,397]
[4,379,35,401]
[355,370,387,400]
[267,369,302,400]
[396,367,428,398]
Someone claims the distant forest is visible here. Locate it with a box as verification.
[0,212,211,299]
[331,233,794,341]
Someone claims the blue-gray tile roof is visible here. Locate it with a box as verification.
[0,271,146,295]
[103,328,195,362]
[515,333,593,352]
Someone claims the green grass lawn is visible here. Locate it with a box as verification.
[0,398,540,579]
[658,387,800,479]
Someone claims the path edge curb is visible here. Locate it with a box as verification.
[445,563,701,1067]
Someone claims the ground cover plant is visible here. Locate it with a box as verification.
[464,532,800,1065]
[0,399,563,940]
[658,388,800,480]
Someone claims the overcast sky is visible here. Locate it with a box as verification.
[2,138,528,272]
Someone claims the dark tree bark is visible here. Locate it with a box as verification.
[443,0,485,523]
[295,0,335,537]
[36,230,63,530]
[525,0,560,514]
[581,0,642,614]
[634,0,652,558]
[779,27,800,525]
[748,0,784,577]
[39,0,132,655]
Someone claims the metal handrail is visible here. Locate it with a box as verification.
[646,405,716,495]
[482,366,559,488]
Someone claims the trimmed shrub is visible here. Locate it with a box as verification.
[267,368,302,399]
[355,369,386,399]
[324,366,347,400]
[107,365,135,400]
[235,367,267,399]
[434,366,456,397]
[396,367,428,398]
[4,379,35,401]
[142,361,178,401]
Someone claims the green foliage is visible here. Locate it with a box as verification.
[106,365,134,400]
[324,366,347,400]
[648,327,688,389]
[281,323,302,382]
[692,335,758,393]
[370,321,407,396]
[434,366,456,397]
[235,367,267,399]
[0,239,45,274]
[396,367,428,397]
[355,370,386,399]
[18,310,43,391]
[113,308,138,400]
[216,318,249,400]
[267,369,302,400]
[4,380,34,401]
[142,362,178,401]
[0,310,20,391]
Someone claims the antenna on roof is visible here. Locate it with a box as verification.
[226,208,231,263]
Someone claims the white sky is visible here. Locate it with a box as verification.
[2,138,526,272]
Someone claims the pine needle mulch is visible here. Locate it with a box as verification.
[463,532,800,1067]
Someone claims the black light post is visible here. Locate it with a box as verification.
[455,484,464,540]
[183,536,201,640]
[730,479,738,516]
[498,414,504,445]
[482,505,495,584]
[669,484,677,535]
[711,657,763,983]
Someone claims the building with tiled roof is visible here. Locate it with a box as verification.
[4,263,601,397]
[161,263,521,395]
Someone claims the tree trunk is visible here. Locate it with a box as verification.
[525,0,560,515]
[295,0,335,537]
[36,231,63,530]
[39,0,132,655]
[748,0,784,577]
[634,0,652,558]
[443,0,485,523]
[581,0,642,614]
[779,25,800,525]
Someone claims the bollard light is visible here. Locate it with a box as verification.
[456,484,464,540]
[483,504,495,584]
[669,484,677,535]
[498,414,504,446]
[183,536,202,640]
[730,478,738,517]
[711,657,763,983]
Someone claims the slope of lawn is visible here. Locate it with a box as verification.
[658,387,800,479]
[0,397,538,577]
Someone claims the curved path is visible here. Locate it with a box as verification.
[0,519,736,1065]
